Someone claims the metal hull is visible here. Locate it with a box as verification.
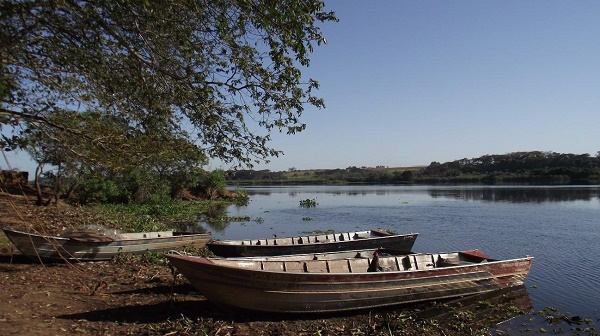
[2,227,210,261]
[207,230,418,257]
[166,250,533,314]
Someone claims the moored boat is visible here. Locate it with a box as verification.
[206,229,418,257]
[166,249,533,314]
[1,226,211,262]
[218,247,411,262]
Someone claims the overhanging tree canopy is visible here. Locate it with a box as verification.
[0,0,337,168]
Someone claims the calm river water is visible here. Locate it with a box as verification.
[203,185,600,320]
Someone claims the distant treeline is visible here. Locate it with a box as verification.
[227,151,600,185]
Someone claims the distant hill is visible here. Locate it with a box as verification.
[227,151,600,185]
[280,166,425,175]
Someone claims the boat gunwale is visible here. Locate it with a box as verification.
[2,227,210,243]
[208,230,419,247]
[167,252,534,278]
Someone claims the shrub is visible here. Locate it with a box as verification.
[77,177,126,204]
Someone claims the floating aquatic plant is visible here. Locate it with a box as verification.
[299,198,318,208]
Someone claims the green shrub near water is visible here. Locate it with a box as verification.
[233,187,250,206]
[77,177,127,204]
[85,200,221,233]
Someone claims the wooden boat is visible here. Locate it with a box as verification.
[165,249,533,314]
[1,227,211,262]
[220,247,412,262]
[206,229,418,257]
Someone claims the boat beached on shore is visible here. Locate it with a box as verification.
[166,249,533,314]
[2,226,211,262]
[206,229,418,257]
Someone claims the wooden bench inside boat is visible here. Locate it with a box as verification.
[240,252,481,273]
[237,230,384,246]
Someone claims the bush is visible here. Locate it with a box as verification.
[77,177,126,204]
[233,187,250,206]
[195,169,228,199]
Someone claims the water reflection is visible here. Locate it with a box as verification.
[198,203,230,233]
[241,185,600,203]
[241,186,600,203]
[407,285,533,333]
[380,286,541,335]
[429,187,600,203]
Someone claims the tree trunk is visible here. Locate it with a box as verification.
[33,163,45,206]
[63,181,78,201]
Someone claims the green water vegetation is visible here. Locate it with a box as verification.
[302,229,335,234]
[299,198,318,207]
[227,151,600,185]
[1,167,251,234]
[57,172,251,234]
[532,306,598,335]
[85,200,225,233]
[233,187,250,206]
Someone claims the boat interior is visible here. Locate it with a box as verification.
[232,230,389,246]
[115,231,208,239]
[211,251,491,273]
[118,231,178,239]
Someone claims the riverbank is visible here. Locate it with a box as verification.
[0,190,589,335]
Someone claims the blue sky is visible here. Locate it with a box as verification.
[216,0,600,171]
[3,1,600,173]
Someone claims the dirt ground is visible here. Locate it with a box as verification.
[0,190,586,336]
